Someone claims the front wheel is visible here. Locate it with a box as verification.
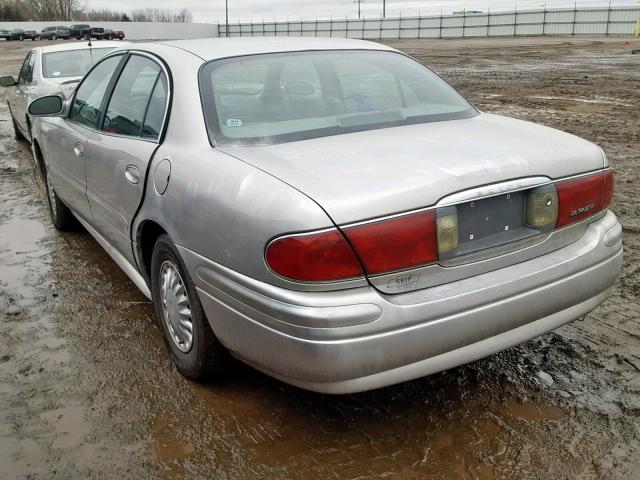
[151,235,229,380]
[51,34,57,40]
[44,167,76,230]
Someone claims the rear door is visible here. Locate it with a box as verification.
[46,54,125,221]
[84,53,170,263]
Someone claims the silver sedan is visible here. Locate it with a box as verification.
[26,38,623,394]
[0,41,128,142]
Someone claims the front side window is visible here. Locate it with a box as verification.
[200,50,476,145]
[102,55,167,139]
[42,48,115,78]
[69,55,123,128]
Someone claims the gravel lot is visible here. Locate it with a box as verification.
[0,37,639,480]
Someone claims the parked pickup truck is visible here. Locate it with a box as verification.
[90,27,106,39]
[69,24,91,39]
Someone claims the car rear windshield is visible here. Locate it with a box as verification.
[200,49,477,146]
[42,48,115,78]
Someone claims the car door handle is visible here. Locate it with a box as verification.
[73,143,83,157]
[125,165,140,184]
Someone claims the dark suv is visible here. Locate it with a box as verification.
[69,24,91,39]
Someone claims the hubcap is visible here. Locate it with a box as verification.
[159,261,193,353]
[46,173,57,218]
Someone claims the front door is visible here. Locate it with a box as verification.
[84,54,169,264]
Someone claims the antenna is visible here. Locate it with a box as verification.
[354,0,365,19]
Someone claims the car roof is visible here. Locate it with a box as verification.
[35,40,130,54]
[146,37,394,62]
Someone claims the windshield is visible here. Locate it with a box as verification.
[200,50,476,146]
[42,48,116,79]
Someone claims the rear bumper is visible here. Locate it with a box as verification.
[180,211,623,394]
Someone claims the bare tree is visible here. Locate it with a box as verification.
[130,7,193,22]
[176,8,192,23]
[29,0,80,20]
[0,1,27,21]
[81,8,127,21]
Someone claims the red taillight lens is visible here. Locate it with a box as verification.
[343,210,438,275]
[266,229,364,282]
[556,170,614,228]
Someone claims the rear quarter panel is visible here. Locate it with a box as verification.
[131,48,339,289]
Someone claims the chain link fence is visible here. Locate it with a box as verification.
[218,6,640,39]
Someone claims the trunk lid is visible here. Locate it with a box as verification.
[219,113,605,226]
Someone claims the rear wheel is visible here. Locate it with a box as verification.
[44,167,76,230]
[151,235,229,380]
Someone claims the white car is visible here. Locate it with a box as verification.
[1,41,128,142]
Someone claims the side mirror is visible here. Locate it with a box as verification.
[28,95,64,116]
[0,76,17,87]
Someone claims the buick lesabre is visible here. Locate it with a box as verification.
[26,38,622,393]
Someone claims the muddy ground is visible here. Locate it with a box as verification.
[0,37,639,480]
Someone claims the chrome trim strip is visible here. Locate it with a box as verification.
[436,176,550,207]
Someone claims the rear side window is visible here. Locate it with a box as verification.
[70,55,123,128]
[102,55,167,140]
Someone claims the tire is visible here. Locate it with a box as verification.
[151,234,228,380]
[43,166,76,230]
[52,34,57,40]
[19,35,23,41]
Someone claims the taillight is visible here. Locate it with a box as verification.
[556,170,614,228]
[266,170,613,283]
[266,229,363,282]
[343,210,438,275]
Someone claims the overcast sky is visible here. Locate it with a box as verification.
[85,0,639,22]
